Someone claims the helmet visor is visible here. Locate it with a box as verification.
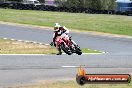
[54,27,59,30]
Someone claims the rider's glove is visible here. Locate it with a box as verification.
[50,42,54,46]
[50,42,56,47]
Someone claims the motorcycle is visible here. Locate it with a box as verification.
[62,36,82,55]
[51,35,82,55]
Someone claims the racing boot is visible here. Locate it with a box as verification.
[56,47,62,55]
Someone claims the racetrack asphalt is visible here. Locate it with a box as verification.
[0,23,132,87]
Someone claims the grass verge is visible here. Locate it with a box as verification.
[0,38,101,54]
[9,79,132,88]
[81,48,102,53]
[0,9,132,36]
[0,38,56,54]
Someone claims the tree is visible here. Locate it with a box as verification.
[3,0,45,3]
[1,0,6,1]
[38,0,45,3]
[85,0,116,10]
[65,0,80,7]
[55,0,116,10]
[108,0,116,10]
[54,0,67,7]
[7,0,22,2]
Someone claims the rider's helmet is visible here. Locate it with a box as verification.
[54,23,61,32]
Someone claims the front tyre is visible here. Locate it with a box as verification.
[76,47,82,55]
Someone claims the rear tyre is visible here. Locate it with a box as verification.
[60,43,72,55]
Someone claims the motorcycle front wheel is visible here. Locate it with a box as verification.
[60,42,72,55]
[76,47,82,55]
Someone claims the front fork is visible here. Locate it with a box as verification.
[70,40,77,46]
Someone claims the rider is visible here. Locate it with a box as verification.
[53,23,77,55]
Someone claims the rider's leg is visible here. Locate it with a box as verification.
[56,47,62,55]
[61,33,68,39]
[61,33,78,46]
[60,33,71,52]
[55,42,62,55]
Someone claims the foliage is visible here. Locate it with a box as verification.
[56,0,116,10]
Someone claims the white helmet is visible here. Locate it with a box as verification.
[54,23,61,31]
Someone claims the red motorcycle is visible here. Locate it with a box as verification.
[54,35,82,55]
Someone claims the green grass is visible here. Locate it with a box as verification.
[0,9,132,35]
[0,38,100,54]
[9,79,132,88]
[82,48,102,53]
